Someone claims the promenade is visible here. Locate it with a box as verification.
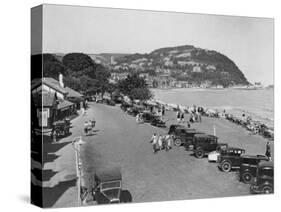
[79,102,273,203]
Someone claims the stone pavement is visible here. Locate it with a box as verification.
[40,110,92,208]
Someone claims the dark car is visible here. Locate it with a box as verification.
[192,134,227,158]
[150,116,166,128]
[217,148,246,172]
[141,112,156,123]
[168,124,187,135]
[250,161,273,194]
[169,126,204,147]
[239,155,269,184]
[92,167,122,204]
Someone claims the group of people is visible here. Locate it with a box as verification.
[150,133,173,154]
[84,119,96,135]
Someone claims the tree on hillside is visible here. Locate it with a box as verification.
[42,54,66,80]
[117,73,153,102]
[62,53,96,73]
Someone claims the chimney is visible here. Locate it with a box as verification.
[59,73,64,88]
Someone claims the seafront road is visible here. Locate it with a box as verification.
[79,102,272,203]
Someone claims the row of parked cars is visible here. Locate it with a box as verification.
[225,114,274,140]
[121,102,166,128]
[168,124,274,195]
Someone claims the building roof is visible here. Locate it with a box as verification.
[57,100,74,110]
[32,77,83,99]
[64,86,83,98]
[31,77,68,95]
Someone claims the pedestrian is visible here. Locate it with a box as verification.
[166,134,172,151]
[265,141,271,160]
[162,105,165,116]
[150,133,158,154]
[158,135,163,151]
[198,113,202,123]
[91,118,96,128]
[181,112,185,123]
[187,121,191,128]
[84,121,89,135]
[177,111,181,123]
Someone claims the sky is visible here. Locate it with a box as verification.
[41,4,274,85]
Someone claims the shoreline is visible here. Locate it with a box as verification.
[151,88,274,129]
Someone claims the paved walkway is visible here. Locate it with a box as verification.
[79,102,272,204]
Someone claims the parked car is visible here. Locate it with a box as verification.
[141,112,156,123]
[170,127,204,147]
[250,161,273,194]
[239,155,269,184]
[208,144,229,162]
[120,103,132,112]
[168,124,187,135]
[192,134,227,158]
[217,148,246,172]
[52,119,71,137]
[150,116,166,128]
[92,167,122,204]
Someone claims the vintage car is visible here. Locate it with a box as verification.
[150,116,166,128]
[92,167,122,204]
[52,119,71,137]
[239,155,270,184]
[250,161,273,194]
[218,153,268,173]
[170,127,204,147]
[208,144,229,162]
[141,112,156,123]
[120,102,132,112]
[168,124,187,135]
[217,148,246,172]
[192,134,227,158]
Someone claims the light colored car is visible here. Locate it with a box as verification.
[208,144,228,162]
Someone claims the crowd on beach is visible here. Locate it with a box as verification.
[150,100,274,141]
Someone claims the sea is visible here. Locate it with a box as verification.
[152,88,274,128]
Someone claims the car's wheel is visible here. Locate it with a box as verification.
[242,172,253,184]
[262,185,273,194]
[174,138,182,147]
[195,148,204,158]
[221,160,232,172]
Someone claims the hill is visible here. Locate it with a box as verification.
[111,45,249,87]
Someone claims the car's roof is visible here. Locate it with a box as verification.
[241,155,268,159]
[194,134,217,138]
[95,167,122,182]
[225,147,245,151]
[258,161,273,169]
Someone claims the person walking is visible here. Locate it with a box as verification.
[150,133,158,154]
[158,135,163,151]
[177,111,181,123]
[181,112,185,123]
[265,141,272,160]
[162,105,165,116]
[166,134,172,151]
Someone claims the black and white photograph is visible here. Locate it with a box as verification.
[30,3,274,208]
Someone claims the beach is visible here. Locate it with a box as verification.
[78,102,273,204]
[152,88,274,128]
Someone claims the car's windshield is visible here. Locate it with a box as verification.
[257,167,273,178]
[101,180,121,190]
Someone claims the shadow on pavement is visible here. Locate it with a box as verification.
[32,168,58,182]
[42,178,77,208]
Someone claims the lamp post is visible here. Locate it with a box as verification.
[72,136,85,206]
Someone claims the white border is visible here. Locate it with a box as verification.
[0,0,279,212]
